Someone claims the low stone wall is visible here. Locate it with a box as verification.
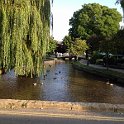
[44,59,56,65]
[44,59,65,65]
[72,62,124,84]
[0,99,124,113]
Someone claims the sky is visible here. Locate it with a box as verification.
[52,0,123,42]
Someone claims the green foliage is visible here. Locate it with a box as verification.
[87,34,101,52]
[62,35,72,52]
[0,0,51,77]
[112,29,124,54]
[90,51,105,64]
[47,37,57,54]
[69,3,122,40]
[70,38,89,56]
[99,29,124,54]
[69,3,122,56]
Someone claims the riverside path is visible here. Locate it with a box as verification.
[79,59,124,74]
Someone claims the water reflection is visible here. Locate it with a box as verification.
[0,71,41,100]
[0,62,124,104]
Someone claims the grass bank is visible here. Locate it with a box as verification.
[72,61,124,84]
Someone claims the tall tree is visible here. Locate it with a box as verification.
[70,38,89,59]
[69,3,122,68]
[47,37,57,54]
[62,35,72,53]
[0,0,51,77]
[69,3,121,41]
[115,0,124,54]
[113,29,124,54]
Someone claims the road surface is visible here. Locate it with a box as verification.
[0,114,124,124]
[0,109,124,124]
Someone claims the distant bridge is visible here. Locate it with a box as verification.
[57,56,83,60]
[56,52,84,60]
[58,56,77,60]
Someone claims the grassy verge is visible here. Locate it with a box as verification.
[72,61,124,84]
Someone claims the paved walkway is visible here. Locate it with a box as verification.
[79,59,124,74]
[0,109,124,124]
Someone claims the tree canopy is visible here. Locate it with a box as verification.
[69,3,122,40]
[47,37,57,54]
[62,35,72,53]
[112,29,124,54]
[0,0,51,77]
[70,38,89,57]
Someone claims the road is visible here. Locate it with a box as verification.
[0,110,124,124]
[0,114,124,124]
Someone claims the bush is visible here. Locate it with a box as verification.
[90,52,105,64]
[103,55,124,65]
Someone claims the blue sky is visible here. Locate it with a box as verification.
[52,0,122,41]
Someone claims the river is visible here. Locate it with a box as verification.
[0,61,124,104]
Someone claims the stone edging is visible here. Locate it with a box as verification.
[72,62,124,84]
[0,99,124,113]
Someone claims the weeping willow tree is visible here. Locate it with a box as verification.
[0,0,52,77]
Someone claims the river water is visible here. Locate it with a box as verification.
[0,61,124,104]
